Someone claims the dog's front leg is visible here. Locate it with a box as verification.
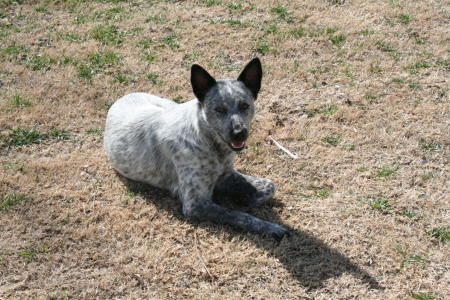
[177,167,289,240]
[184,197,290,241]
[214,170,276,207]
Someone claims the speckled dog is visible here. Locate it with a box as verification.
[104,58,290,240]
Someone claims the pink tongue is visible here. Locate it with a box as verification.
[231,142,245,148]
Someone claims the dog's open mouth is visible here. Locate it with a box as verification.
[230,142,246,151]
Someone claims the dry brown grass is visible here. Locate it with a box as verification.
[0,0,449,299]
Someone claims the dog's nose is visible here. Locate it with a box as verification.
[232,127,248,141]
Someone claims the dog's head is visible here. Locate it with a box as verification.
[191,58,263,152]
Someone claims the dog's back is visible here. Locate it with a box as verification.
[105,93,187,193]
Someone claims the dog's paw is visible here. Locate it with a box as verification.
[247,179,276,207]
[267,223,291,242]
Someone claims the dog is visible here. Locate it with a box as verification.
[104,58,290,241]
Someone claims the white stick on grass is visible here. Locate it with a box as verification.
[269,137,299,160]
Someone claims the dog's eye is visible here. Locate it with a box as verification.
[239,103,249,110]
[215,106,226,113]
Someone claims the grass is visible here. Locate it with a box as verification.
[17,245,48,261]
[94,6,128,21]
[427,227,449,243]
[1,43,29,56]
[143,52,157,64]
[401,210,422,220]
[398,14,413,25]
[162,33,181,49]
[290,26,305,38]
[374,40,396,52]
[50,129,71,141]
[363,198,392,214]
[0,1,449,299]
[412,293,436,300]
[323,136,341,147]
[330,34,346,46]
[26,54,55,71]
[91,25,123,45]
[254,37,270,54]
[77,51,121,80]
[147,73,162,86]
[395,247,427,271]
[419,139,441,152]
[374,165,399,178]
[315,188,331,198]
[85,129,103,136]
[2,127,43,147]
[270,5,294,23]
[0,193,30,210]
[9,93,32,107]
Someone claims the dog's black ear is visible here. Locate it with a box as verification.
[237,58,262,99]
[191,64,217,102]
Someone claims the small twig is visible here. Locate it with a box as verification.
[269,137,299,159]
[194,228,214,280]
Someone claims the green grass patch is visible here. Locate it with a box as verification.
[419,139,441,152]
[330,34,346,46]
[3,127,43,147]
[1,43,29,56]
[305,105,339,117]
[10,93,32,107]
[435,59,450,70]
[35,6,49,13]
[57,31,86,43]
[50,129,71,141]
[93,6,128,21]
[398,14,412,25]
[401,210,422,220]
[147,73,162,86]
[374,40,395,52]
[1,193,30,210]
[145,14,168,24]
[139,38,154,49]
[2,161,25,171]
[162,33,181,49]
[427,227,449,243]
[85,129,103,136]
[363,198,392,214]
[369,64,382,73]
[254,37,270,55]
[26,54,55,71]
[323,136,341,147]
[270,5,294,23]
[321,105,339,116]
[91,25,123,45]
[364,93,378,100]
[412,293,435,300]
[143,52,157,64]
[374,165,399,177]
[315,188,331,198]
[18,245,48,261]
[395,247,427,271]
[344,144,356,151]
[77,51,121,80]
[392,77,406,84]
[408,82,422,90]
[290,26,305,39]
[421,172,437,180]
[360,29,375,35]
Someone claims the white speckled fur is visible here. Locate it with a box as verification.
[104,59,290,240]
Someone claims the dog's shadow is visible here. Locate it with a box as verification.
[121,176,382,290]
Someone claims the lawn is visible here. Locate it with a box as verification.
[0,0,448,299]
